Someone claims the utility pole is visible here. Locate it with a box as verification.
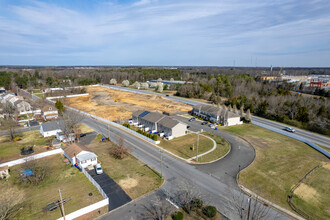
[58,188,66,220]
[108,117,110,140]
[196,132,199,162]
[247,196,251,220]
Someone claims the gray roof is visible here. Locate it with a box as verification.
[158,116,181,129]
[41,120,65,132]
[193,104,240,118]
[77,152,97,161]
[132,110,145,118]
[141,112,165,123]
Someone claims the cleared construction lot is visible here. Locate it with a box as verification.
[64,86,192,121]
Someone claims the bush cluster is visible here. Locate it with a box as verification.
[137,129,158,141]
[202,206,217,218]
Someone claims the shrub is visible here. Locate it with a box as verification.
[191,198,203,209]
[172,211,183,220]
[203,206,217,218]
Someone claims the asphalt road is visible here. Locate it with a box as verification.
[82,117,290,220]
[0,125,40,136]
[103,84,330,148]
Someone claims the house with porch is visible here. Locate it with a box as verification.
[41,105,58,120]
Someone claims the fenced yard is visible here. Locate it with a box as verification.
[0,154,104,220]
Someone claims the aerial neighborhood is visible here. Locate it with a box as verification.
[0,1,329,219]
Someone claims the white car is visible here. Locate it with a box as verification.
[95,164,103,175]
[284,127,295,133]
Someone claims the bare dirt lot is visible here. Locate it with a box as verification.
[64,86,192,121]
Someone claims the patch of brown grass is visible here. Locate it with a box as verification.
[64,86,192,121]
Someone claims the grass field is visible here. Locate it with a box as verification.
[191,132,230,163]
[64,86,192,121]
[0,154,104,220]
[0,130,52,163]
[159,133,214,159]
[291,163,330,219]
[221,124,329,217]
[87,141,163,199]
[78,123,95,133]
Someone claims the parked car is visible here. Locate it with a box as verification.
[165,94,169,97]
[284,127,295,133]
[188,118,195,122]
[95,164,103,175]
[201,121,208,125]
[187,125,190,129]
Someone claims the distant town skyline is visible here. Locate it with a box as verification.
[0,0,329,67]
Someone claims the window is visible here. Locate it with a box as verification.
[91,158,96,161]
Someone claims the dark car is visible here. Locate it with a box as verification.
[187,125,190,129]
[188,118,195,122]
[165,94,169,97]
[201,121,208,125]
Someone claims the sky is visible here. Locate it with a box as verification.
[0,0,330,67]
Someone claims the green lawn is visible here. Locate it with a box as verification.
[159,133,214,159]
[0,130,53,163]
[34,93,45,98]
[87,141,163,200]
[221,124,329,216]
[191,132,230,163]
[291,164,330,219]
[0,154,104,220]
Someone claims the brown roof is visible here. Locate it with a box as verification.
[42,105,56,112]
[0,165,9,171]
[64,143,91,158]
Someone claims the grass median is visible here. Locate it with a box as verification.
[221,124,329,218]
[159,133,214,159]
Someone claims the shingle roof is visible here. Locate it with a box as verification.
[64,143,92,159]
[141,112,164,123]
[158,116,181,129]
[41,120,65,132]
[132,110,145,118]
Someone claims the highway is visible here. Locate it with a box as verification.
[103,85,330,149]
[82,117,291,220]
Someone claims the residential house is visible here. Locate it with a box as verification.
[63,143,98,169]
[40,120,65,137]
[157,117,187,138]
[14,100,31,115]
[192,104,242,126]
[138,111,165,132]
[41,105,58,120]
[131,110,147,125]
[132,110,187,138]
[56,131,75,143]
[0,165,10,179]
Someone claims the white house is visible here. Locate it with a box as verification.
[157,117,187,138]
[41,105,58,120]
[63,143,98,169]
[40,120,64,137]
[56,131,75,143]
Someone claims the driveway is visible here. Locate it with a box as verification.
[88,169,132,211]
[79,131,97,145]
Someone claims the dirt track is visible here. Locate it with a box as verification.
[65,86,192,121]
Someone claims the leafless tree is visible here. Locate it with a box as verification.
[60,111,83,143]
[0,185,24,220]
[21,157,50,185]
[1,118,17,141]
[246,109,251,122]
[109,136,131,159]
[140,192,174,220]
[240,106,244,117]
[3,102,15,119]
